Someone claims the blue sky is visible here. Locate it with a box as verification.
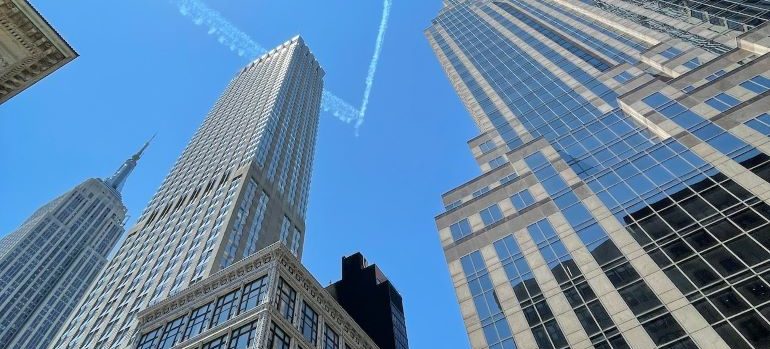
[0,0,481,346]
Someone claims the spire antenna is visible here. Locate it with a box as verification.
[105,135,154,194]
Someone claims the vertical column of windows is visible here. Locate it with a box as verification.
[527,219,630,348]
[243,193,269,257]
[461,251,518,349]
[525,151,698,347]
[220,179,258,269]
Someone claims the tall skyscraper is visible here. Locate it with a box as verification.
[50,36,324,349]
[326,253,410,349]
[428,1,770,348]
[0,0,77,104]
[0,141,148,349]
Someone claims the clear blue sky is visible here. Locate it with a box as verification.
[0,0,481,347]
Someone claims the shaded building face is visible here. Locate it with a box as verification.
[50,36,325,349]
[326,253,409,349]
[428,0,770,348]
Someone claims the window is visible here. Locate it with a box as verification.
[479,140,496,153]
[445,200,462,211]
[239,275,269,312]
[500,172,518,185]
[323,326,340,349]
[683,57,700,69]
[511,189,535,210]
[202,335,227,349]
[705,69,726,81]
[449,218,473,240]
[682,85,695,93]
[472,186,490,198]
[184,303,212,340]
[276,278,296,322]
[746,113,770,135]
[489,156,507,169]
[158,316,185,349]
[267,322,291,349]
[613,71,633,83]
[706,93,740,112]
[300,302,319,345]
[211,290,240,327]
[660,47,682,59]
[479,204,503,226]
[228,321,258,349]
[740,75,770,94]
[137,328,161,349]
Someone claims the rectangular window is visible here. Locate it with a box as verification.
[300,302,319,345]
[706,93,740,112]
[740,75,770,94]
[489,156,506,169]
[137,328,161,349]
[158,316,185,349]
[449,218,473,240]
[211,289,240,327]
[660,47,682,59]
[324,326,340,349]
[184,303,212,340]
[276,278,296,322]
[445,200,462,211]
[746,113,770,135]
[683,57,700,69]
[500,172,519,185]
[239,275,269,312]
[202,335,227,349]
[613,71,633,83]
[267,322,291,349]
[705,69,726,81]
[228,321,258,349]
[480,204,504,226]
[511,189,536,210]
[472,186,490,198]
[479,140,496,153]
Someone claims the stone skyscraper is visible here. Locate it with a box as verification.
[50,36,324,349]
[428,1,770,348]
[0,141,148,349]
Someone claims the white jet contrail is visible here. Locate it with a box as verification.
[170,0,389,131]
[356,0,391,132]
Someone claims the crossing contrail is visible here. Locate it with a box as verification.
[171,0,391,133]
[357,0,391,131]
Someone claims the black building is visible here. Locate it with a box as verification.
[326,253,409,349]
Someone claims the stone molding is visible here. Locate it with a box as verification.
[0,0,77,104]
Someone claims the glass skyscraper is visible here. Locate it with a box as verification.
[0,141,147,349]
[49,36,324,349]
[427,0,770,348]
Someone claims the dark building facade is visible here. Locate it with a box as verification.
[326,253,409,349]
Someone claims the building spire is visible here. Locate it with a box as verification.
[105,134,154,193]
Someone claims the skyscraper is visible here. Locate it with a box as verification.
[326,253,409,349]
[0,0,77,105]
[0,141,148,349]
[49,36,324,349]
[427,1,770,348]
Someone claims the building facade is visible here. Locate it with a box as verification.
[0,0,77,104]
[0,142,148,349]
[134,244,380,349]
[427,0,770,348]
[50,36,324,349]
[326,253,409,349]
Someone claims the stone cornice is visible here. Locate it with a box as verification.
[0,0,77,104]
[137,244,380,349]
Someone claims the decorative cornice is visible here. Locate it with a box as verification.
[137,244,380,349]
[0,0,77,104]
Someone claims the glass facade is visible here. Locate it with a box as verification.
[429,0,770,348]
